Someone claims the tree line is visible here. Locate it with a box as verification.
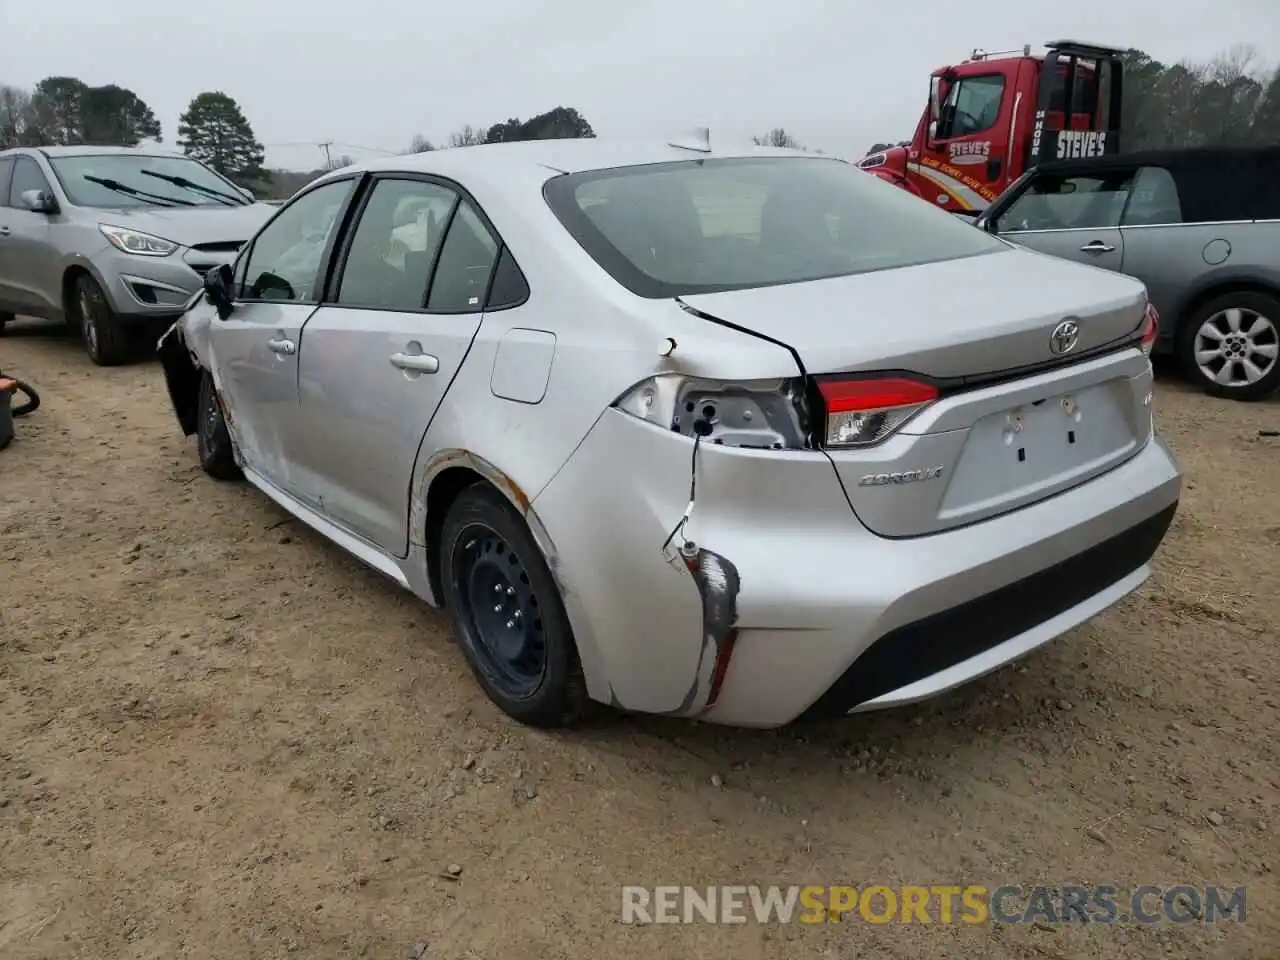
[0,77,268,185]
[865,45,1280,154]
[0,78,599,197]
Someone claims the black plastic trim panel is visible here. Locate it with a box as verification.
[797,501,1178,722]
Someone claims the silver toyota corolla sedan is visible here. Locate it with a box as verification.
[157,138,1181,729]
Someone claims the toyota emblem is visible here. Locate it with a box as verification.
[1050,319,1080,356]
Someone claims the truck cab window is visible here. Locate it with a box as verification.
[939,75,1005,138]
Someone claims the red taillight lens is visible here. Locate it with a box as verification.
[816,376,939,447]
[1140,303,1159,357]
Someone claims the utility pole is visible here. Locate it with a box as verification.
[319,141,333,168]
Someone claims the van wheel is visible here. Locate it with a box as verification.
[71,275,130,366]
[1177,291,1280,401]
[439,484,588,727]
[196,370,242,480]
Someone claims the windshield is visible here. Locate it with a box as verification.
[48,154,247,208]
[543,157,1004,298]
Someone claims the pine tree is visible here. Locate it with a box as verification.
[177,91,265,184]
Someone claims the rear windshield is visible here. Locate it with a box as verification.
[542,156,1004,298]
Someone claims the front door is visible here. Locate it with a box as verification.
[207,176,359,503]
[293,176,498,556]
[918,71,1011,212]
[990,167,1137,273]
[0,157,59,318]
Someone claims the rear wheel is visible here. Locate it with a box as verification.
[71,274,130,366]
[439,484,587,727]
[196,370,242,480]
[1177,290,1280,401]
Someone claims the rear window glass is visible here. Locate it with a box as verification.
[543,157,1004,298]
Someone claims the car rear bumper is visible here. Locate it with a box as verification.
[531,410,1181,728]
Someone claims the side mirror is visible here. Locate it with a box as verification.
[21,189,58,214]
[238,186,256,202]
[203,263,235,320]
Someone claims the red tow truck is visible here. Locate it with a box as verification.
[858,40,1125,212]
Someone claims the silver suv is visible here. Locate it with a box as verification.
[976,146,1280,401]
[0,145,277,364]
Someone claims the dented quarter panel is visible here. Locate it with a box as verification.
[396,222,799,705]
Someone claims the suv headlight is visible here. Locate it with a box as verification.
[99,224,179,257]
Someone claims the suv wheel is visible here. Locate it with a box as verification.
[1177,290,1280,401]
[439,484,588,727]
[72,274,130,366]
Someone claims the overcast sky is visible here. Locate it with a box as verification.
[4,0,1278,170]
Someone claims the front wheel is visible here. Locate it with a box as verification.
[196,370,242,480]
[439,484,587,727]
[1177,291,1280,401]
[71,274,130,366]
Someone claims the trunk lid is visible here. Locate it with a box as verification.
[680,247,1154,537]
[677,245,1147,379]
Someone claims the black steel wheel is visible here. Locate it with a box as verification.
[196,370,242,480]
[440,484,587,726]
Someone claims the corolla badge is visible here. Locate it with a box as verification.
[1049,318,1081,356]
[858,466,945,487]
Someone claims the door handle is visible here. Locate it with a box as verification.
[1079,241,1116,254]
[268,337,296,355]
[390,351,439,374]
[0,226,10,237]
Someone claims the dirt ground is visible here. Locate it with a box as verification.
[1,318,1277,960]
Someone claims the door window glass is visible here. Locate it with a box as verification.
[8,157,52,206]
[240,178,355,302]
[998,171,1135,232]
[0,158,14,204]
[426,201,499,312]
[336,179,457,310]
[485,247,530,309]
[940,75,1005,137]
[1122,166,1182,226]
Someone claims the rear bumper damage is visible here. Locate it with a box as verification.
[532,409,1181,728]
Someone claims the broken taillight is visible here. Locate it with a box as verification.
[614,375,813,449]
[815,376,939,448]
[1140,302,1159,358]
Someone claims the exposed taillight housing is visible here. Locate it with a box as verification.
[1140,302,1159,357]
[614,374,813,449]
[815,376,939,448]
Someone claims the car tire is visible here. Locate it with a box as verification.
[71,274,131,366]
[196,370,242,481]
[0,311,11,335]
[439,483,588,727]
[1176,290,1280,401]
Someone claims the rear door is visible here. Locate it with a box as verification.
[991,165,1138,272]
[208,175,359,503]
[292,175,502,556]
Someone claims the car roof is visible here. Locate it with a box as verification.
[37,144,191,159]
[319,138,822,183]
[1033,144,1280,177]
